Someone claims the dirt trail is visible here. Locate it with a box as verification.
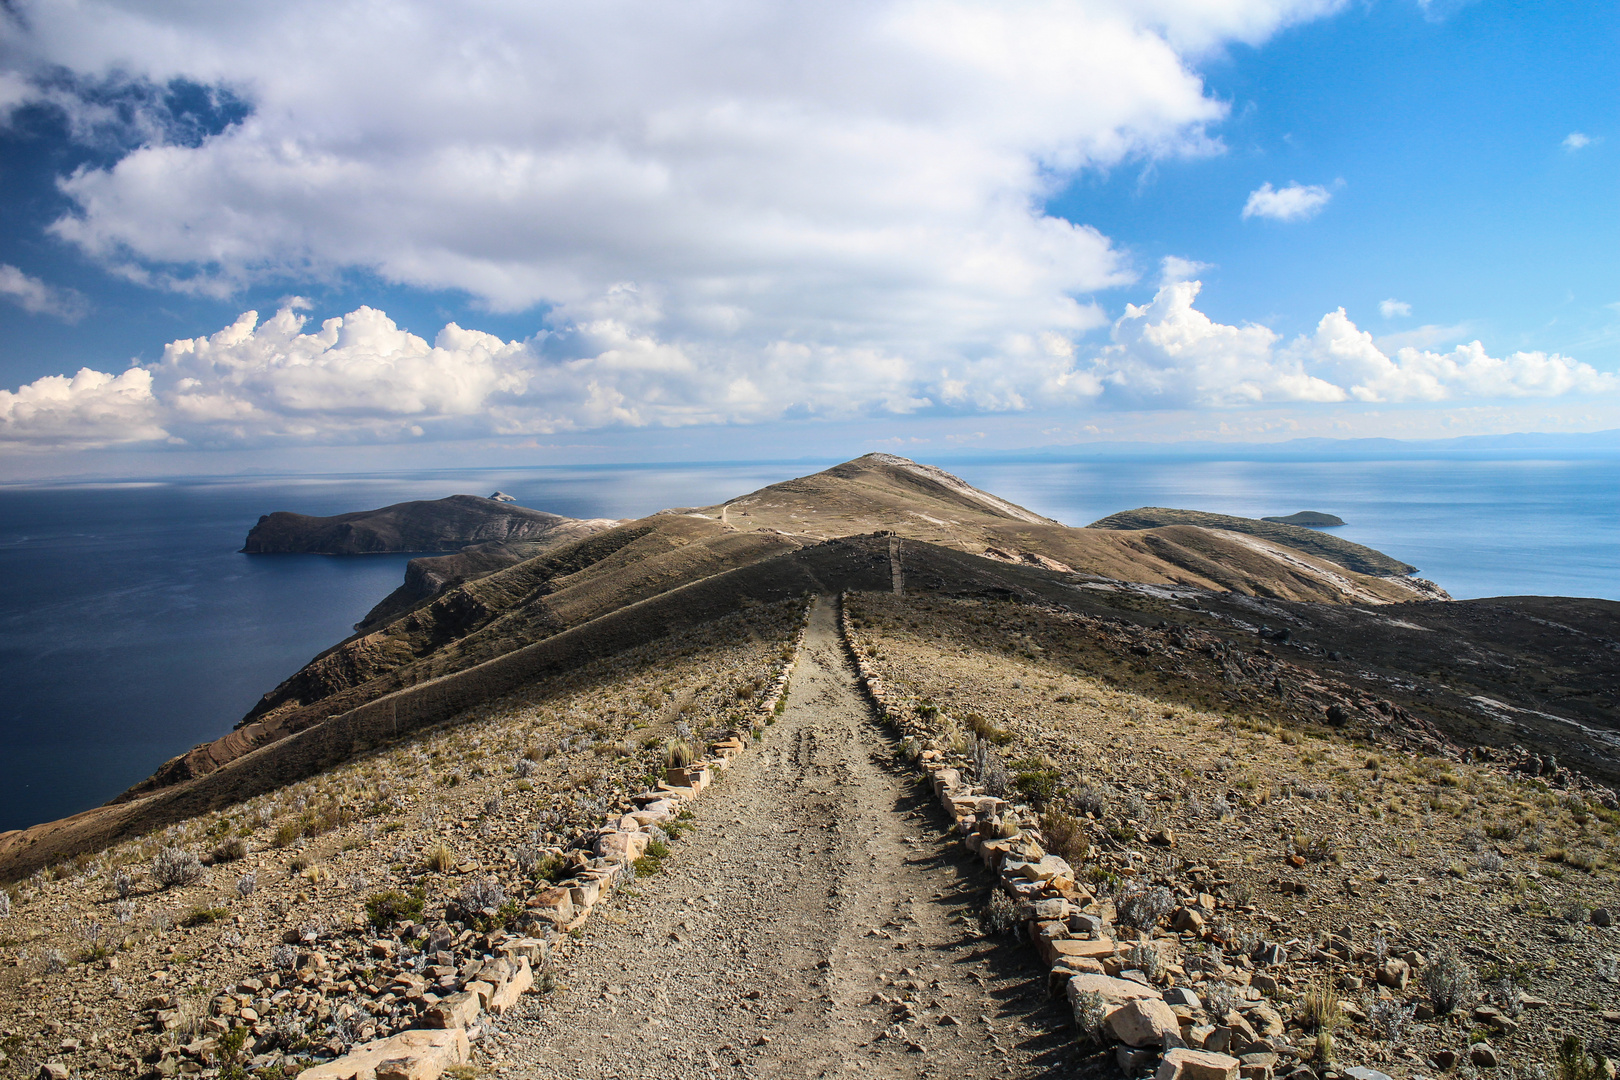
[493,596,1071,1079]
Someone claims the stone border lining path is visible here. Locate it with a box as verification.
[838,591,1247,1080]
[296,602,813,1080]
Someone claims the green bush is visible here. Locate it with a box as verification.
[181,906,229,927]
[365,887,426,929]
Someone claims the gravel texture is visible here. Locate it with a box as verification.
[492,598,1071,1079]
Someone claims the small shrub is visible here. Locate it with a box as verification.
[1038,808,1089,866]
[0,890,9,918]
[1291,832,1339,863]
[181,906,228,928]
[1127,940,1165,981]
[1369,998,1413,1043]
[1115,881,1174,931]
[1202,981,1243,1019]
[1301,978,1340,1031]
[1011,759,1059,808]
[980,888,1018,936]
[457,876,507,916]
[365,888,426,929]
[1074,988,1109,1042]
[963,712,1012,746]
[423,841,455,874]
[1558,1035,1612,1080]
[270,944,296,970]
[151,847,206,889]
[210,838,248,864]
[1074,781,1117,818]
[973,739,1011,799]
[235,872,258,898]
[665,740,695,769]
[1423,947,1477,1015]
[271,820,301,848]
[114,869,135,899]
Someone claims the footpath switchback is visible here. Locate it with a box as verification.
[493,597,1071,1079]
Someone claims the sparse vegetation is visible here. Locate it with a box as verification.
[150,846,205,889]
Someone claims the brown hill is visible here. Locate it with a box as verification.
[0,455,1472,876]
[1089,505,1416,576]
[241,493,608,554]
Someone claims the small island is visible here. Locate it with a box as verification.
[1262,510,1345,527]
[241,493,578,554]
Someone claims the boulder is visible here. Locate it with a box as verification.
[595,830,650,863]
[1157,1048,1241,1080]
[1164,987,1202,1010]
[1109,998,1183,1048]
[1376,958,1410,990]
[1066,972,1164,1022]
[1248,1003,1284,1038]
[526,887,575,925]
[488,957,534,1015]
[1049,938,1118,964]
[296,1029,470,1080]
[423,991,481,1030]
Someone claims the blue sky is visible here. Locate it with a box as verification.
[0,0,1616,476]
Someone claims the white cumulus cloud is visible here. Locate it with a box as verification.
[1379,298,1412,318]
[0,366,164,448]
[0,0,1357,394]
[0,264,88,321]
[1563,132,1591,151]
[3,290,1613,449]
[1289,310,1617,403]
[1242,181,1333,222]
[1088,280,1344,406]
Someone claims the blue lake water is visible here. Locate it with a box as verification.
[0,456,1615,832]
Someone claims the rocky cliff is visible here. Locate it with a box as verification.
[242,494,591,554]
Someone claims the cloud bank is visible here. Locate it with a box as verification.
[0,0,1355,402]
[4,289,1611,449]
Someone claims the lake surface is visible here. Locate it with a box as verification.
[1,456,1615,831]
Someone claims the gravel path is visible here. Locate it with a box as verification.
[489,596,1073,1079]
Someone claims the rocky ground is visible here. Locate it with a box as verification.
[0,600,804,1079]
[842,592,1620,1079]
[490,598,1070,1080]
[1,585,1616,1080]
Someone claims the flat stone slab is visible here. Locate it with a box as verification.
[297,1028,469,1080]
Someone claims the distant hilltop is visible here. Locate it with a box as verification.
[242,493,593,555]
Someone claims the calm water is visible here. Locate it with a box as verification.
[0,457,1614,831]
